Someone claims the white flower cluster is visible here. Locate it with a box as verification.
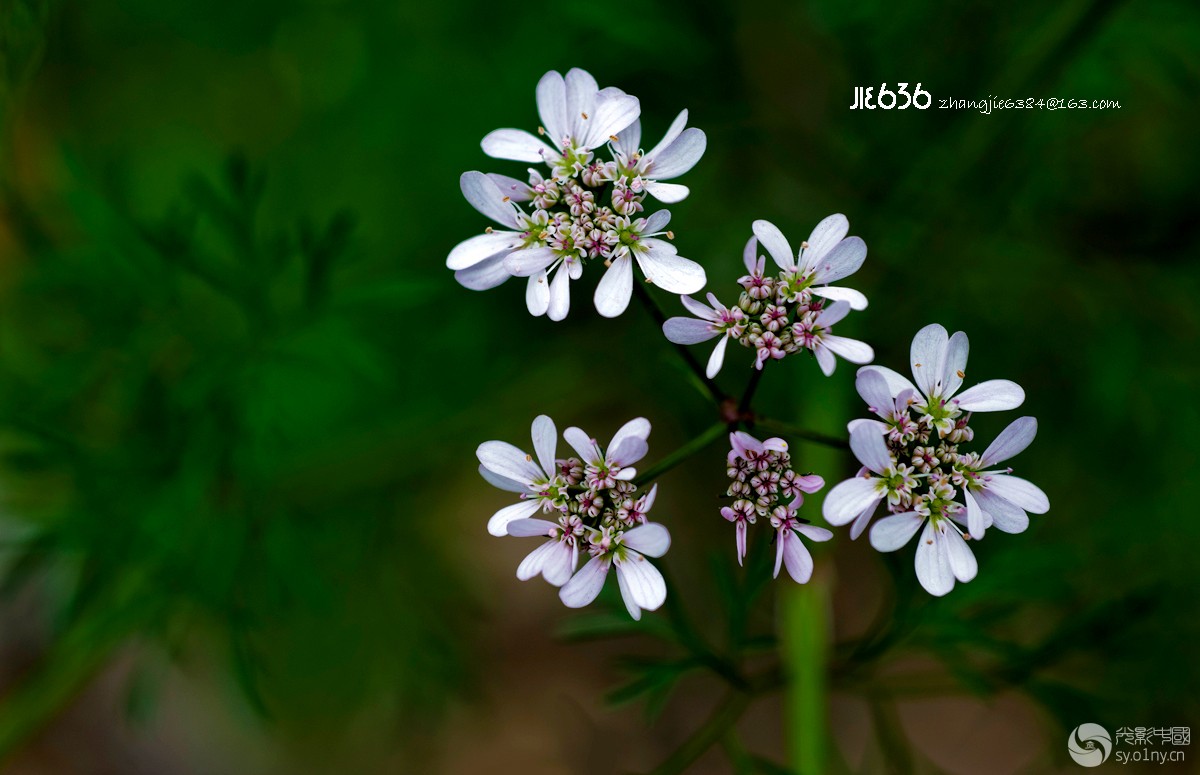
[823,325,1049,596]
[720,431,830,583]
[478,415,671,620]
[449,68,708,321]
[663,216,873,377]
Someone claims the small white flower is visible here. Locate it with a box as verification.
[662,292,747,378]
[790,300,875,376]
[611,110,707,203]
[752,215,870,311]
[476,414,566,536]
[869,511,977,597]
[482,68,641,167]
[823,424,910,539]
[559,522,671,620]
[505,514,583,587]
[593,211,706,318]
[562,417,651,484]
[959,416,1050,538]
[769,499,833,584]
[859,323,1025,436]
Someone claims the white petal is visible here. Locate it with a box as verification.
[460,171,519,228]
[638,211,670,236]
[562,426,601,465]
[869,512,924,551]
[645,127,705,180]
[849,503,878,540]
[796,525,833,542]
[644,109,689,161]
[943,527,978,583]
[823,478,882,525]
[643,181,690,203]
[915,521,954,596]
[635,240,705,293]
[706,335,729,378]
[564,69,599,132]
[781,531,815,583]
[477,440,541,484]
[981,417,1038,466]
[525,272,549,317]
[516,539,558,581]
[507,518,557,537]
[530,415,557,477]
[487,499,540,537]
[815,300,851,328]
[616,553,667,614]
[954,380,1026,412]
[608,437,648,468]
[455,254,512,291]
[447,231,521,271]
[811,236,866,284]
[856,368,895,417]
[478,464,526,493]
[742,235,759,272]
[847,418,888,435]
[679,294,720,321]
[594,255,633,318]
[850,423,892,473]
[963,489,987,540]
[823,335,874,365]
[559,556,610,608]
[751,219,795,271]
[811,285,868,310]
[973,487,1030,533]
[859,365,918,398]
[910,324,949,398]
[623,523,671,557]
[486,173,532,202]
[641,483,659,512]
[535,70,568,146]
[939,331,969,399]
[614,118,641,158]
[542,542,577,587]
[985,475,1049,513]
[814,344,837,376]
[663,317,719,345]
[505,247,559,277]
[582,87,640,149]
[609,417,651,452]
[547,262,571,321]
[480,128,557,164]
[803,213,850,267]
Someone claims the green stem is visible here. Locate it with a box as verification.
[632,281,729,406]
[782,573,832,775]
[738,365,765,419]
[643,691,751,775]
[753,417,848,450]
[633,422,727,487]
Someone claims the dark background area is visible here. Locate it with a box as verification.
[0,0,1196,772]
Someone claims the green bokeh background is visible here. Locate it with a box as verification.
[0,0,1196,772]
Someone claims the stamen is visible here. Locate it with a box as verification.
[956,370,965,378]
[609,135,619,142]
[581,111,589,119]
[525,454,533,461]
[666,230,675,239]
[537,126,545,135]
[502,196,510,203]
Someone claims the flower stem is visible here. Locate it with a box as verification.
[633,422,727,487]
[752,416,849,450]
[642,690,751,775]
[632,281,728,405]
[782,571,832,775]
[737,365,765,418]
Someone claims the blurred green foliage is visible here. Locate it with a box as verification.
[0,0,1197,769]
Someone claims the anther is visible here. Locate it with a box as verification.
[956,370,965,378]
[537,126,545,135]
[604,259,612,267]
[502,196,510,203]
[609,135,619,142]
[525,454,533,461]
[581,111,589,119]
[485,227,493,233]
[645,277,654,284]
[666,230,675,239]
